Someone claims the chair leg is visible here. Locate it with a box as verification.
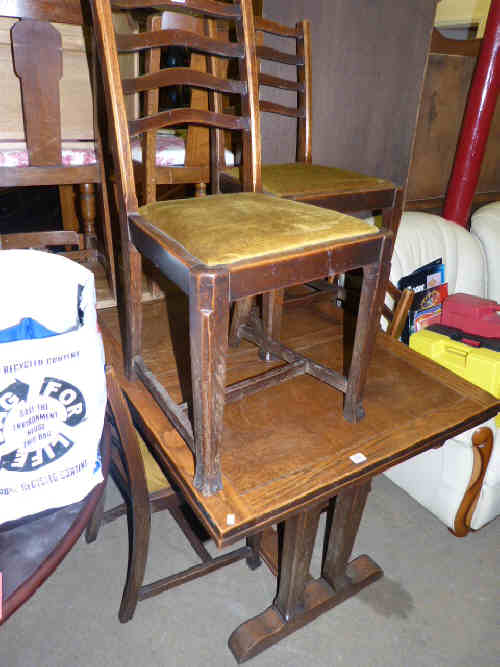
[260,289,284,361]
[229,296,253,348]
[381,188,403,235]
[122,243,144,380]
[118,494,152,623]
[189,267,230,496]
[79,183,97,249]
[85,482,107,543]
[246,533,262,570]
[343,237,392,423]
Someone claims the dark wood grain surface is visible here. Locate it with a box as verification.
[99,298,499,547]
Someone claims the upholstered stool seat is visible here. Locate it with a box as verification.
[139,192,378,267]
[224,164,394,200]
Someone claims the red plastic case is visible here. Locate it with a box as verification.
[441,293,500,338]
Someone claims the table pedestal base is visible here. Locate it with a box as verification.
[229,554,382,663]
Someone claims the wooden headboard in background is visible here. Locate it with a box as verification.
[406,28,500,213]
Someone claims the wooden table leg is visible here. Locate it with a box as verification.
[228,482,383,663]
[322,481,382,592]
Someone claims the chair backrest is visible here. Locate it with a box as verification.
[381,281,414,340]
[91,0,262,216]
[0,3,100,190]
[406,28,500,212]
[0,229,83,251]
[138,10,212,204]
[254,16,311,164]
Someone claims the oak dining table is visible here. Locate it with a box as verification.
[99,297,499,662]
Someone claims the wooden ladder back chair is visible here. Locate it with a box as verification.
[220,15,401,308]
[380,282,414,340]
[90,0,392,497]
[86,364,261,623]
[406,28,500,214]
[220,16,401,225]
[0,1,116,307]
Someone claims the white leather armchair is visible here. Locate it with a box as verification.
[383,210,500,535]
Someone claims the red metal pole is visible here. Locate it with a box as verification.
[443,0,500,228]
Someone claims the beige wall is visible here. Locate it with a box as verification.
[261,0,439,190]
[435,0,491,35]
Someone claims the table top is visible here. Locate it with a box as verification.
[100,297,499,547]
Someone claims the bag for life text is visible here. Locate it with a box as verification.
[0,250,106,525]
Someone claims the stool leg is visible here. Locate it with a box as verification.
[189,267,229,496]
[79,183,97,249]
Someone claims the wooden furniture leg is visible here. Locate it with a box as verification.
[344,237,392,423]
[229,297,253,348]
[245,533,262,571]
[189,267,230,496]
[79,183,97,249]
[322,481,379,591]
[59,184,79,233]
[452,426,494,537]
[229,481,383,663]
[260,288,284,361]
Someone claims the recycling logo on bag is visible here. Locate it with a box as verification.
[0,377,86,472]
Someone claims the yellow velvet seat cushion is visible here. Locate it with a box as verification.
[136,431,169,494]
[224,164,392,198]
[138,192,378,267]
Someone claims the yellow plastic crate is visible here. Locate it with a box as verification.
[410,329,500,426]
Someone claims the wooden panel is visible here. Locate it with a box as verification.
[0,0,84,24]
[0,11,138,142]
[0,17,94,141]
[260,0,438,190]
[406,48,500,203]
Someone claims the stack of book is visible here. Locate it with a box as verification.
[398,258,448,344]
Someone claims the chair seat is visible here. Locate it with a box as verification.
[131,133,235,168]
[224,163,393,198]
[136,431,169,493]
[138,192,378,267]
[0,142,96,167]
